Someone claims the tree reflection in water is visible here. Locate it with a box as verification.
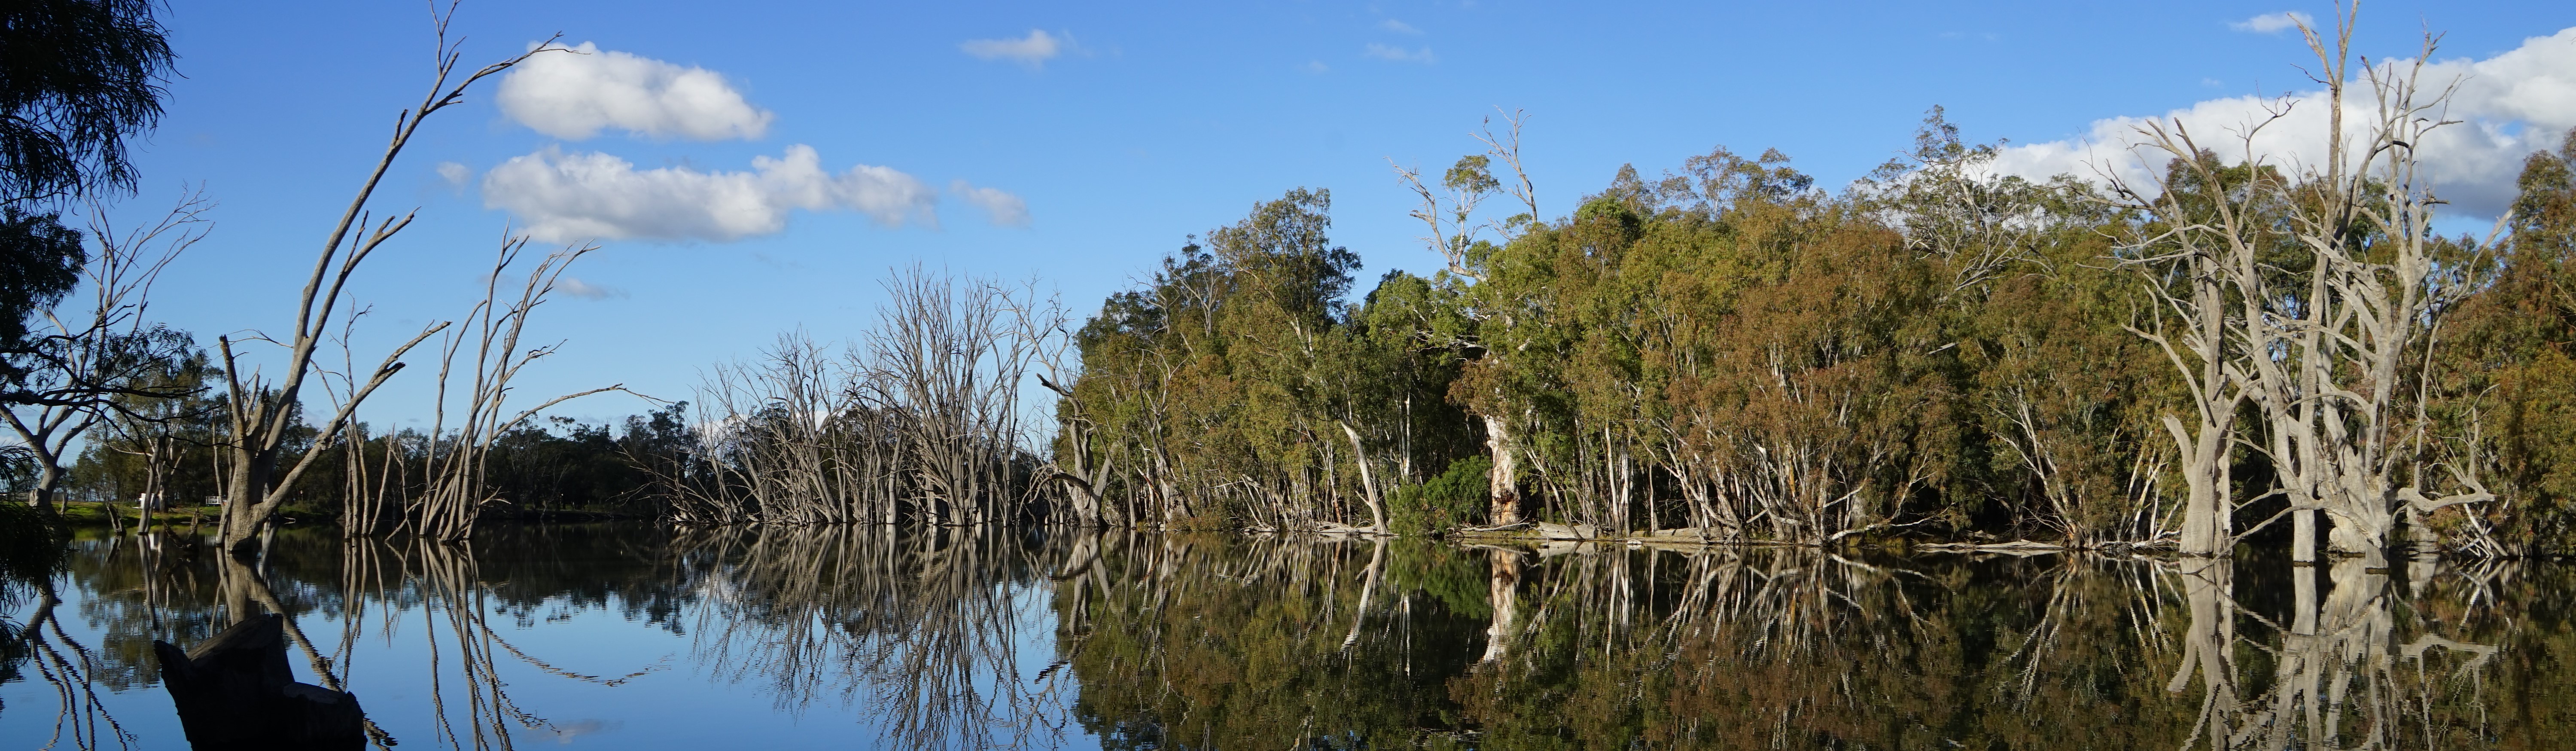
[1058,537,2569,750]
[5,526,2573,749]
[669,525,1075,750]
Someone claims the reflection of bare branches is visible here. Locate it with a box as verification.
[1454,544,2521,750]
[669,525,1072,751]
[408,538,612,751]
[2148,556,2508,751]
[20,580,137,751]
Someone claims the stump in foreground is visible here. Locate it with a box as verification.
[153,613,365,751]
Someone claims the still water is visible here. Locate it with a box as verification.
[2,524,2568,750]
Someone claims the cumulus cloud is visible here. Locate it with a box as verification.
[555,277,626,300]
[436,161,470,188]
[481,145,938,242]
[1988,27,2576,219]
[950,180,1030,227]
[962,30,1067,68]
[1364,43,1437,64]
[496,42,773,141]
[1380,19,1422,35]
[2231,12,2314,34]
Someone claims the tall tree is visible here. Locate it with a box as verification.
[3,199,200,512]
[1,0,179,515]
[214,13,557,556]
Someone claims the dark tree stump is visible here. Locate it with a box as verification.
[152,614,366,751]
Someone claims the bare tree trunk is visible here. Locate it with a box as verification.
[214,18,556,558]
[2168,557,2240,748]
[1486,414,1521,525]
[1479,547,1523,663]
[1337,421,1386,534]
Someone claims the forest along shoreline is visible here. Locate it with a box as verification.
[15,8,2576,568]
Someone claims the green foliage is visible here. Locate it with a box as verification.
[0,0,175,203]
[1389,455,1490,535]
[0,208,84,391]
[1067,189,1486,529]
[2439,128,2576,554]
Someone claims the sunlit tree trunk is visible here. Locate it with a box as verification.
[1480,547,1523,663]
[1486,414,1521,525]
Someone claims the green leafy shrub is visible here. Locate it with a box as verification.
[1389,455,1491,536]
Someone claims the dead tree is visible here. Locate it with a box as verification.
[214,15,560,557]
[2274,9,2500,565]
[863,268,1038,525]
[2116,5,2501,562]
[3,193,201,513]
[2110,121,2267,558]
[408,238,622,540]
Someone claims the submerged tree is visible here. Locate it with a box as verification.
[212,14,560,557]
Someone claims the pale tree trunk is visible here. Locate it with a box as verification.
[1340,538,1387,650]
[2287,11,2497,565]
[2168,558,2240,748]
[1486,414,1521,525]
[1479,548,1523,664]
[2140,247,2241,558]
[215,19,555,558]
[1337,421,1387,533]
[25,465,61,513]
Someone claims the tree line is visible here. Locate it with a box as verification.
[1042,17,2576,560]
[18,5,2576,563]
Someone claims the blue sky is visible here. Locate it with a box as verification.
[102,0,2576,427]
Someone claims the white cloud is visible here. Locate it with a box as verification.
[436,161,470,188]
[1304,60,1331,74]
[496,42,773,141]
[555,277,626,300]
[2230,12,2314,34]
[962,30,1067,68]
[1989,27,2576,220]
[1381,19,1422,35]
[1364,43,1437,64]
[950,180,1030,227]
[481,145,938,243]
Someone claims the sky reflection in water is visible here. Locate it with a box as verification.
[1,524,2568,749]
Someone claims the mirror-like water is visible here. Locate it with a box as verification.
[2,525,2569,750]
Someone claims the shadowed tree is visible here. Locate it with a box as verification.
[0,0,175,205]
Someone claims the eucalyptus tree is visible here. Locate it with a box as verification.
[3,199,200,513]
[0,0,183,512]
[1393,112,1538,526]
[2262,13,2502,564]
[0,0,175,406]
[405,240,622,540]
[0,0,174,206]
[2442,128,2576,555]
[1069,189,1383,529]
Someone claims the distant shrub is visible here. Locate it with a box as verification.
[1389,455,1491,536]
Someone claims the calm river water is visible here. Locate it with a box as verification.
[2,524,2569,749]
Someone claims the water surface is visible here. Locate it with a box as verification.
[3,525,2569,749]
